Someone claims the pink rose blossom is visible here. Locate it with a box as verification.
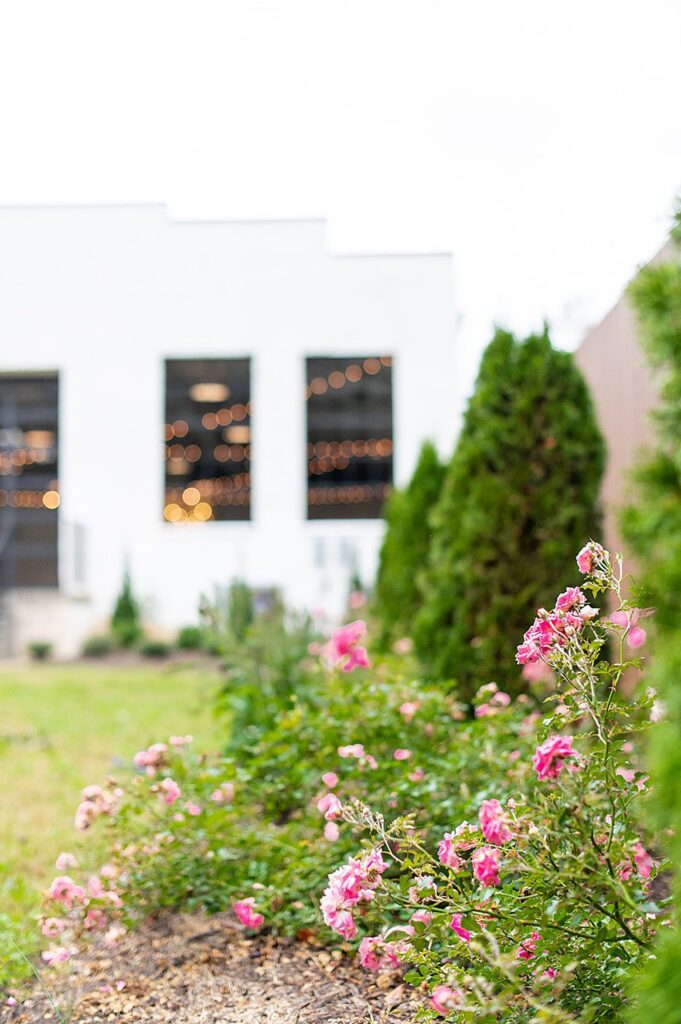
[393,637,413,655]
[438,833,463,870]
[211,782,235,803]
[516,930,541,960]
[169,734,193,747]
[399,701,419,722]
[393,748,412,761]
[233,898,265,929]
[158,778,181,804]
[41,917,66,938]
[431,985,463,1015]
[542,968,559,980]
[532,734,577,780]
[349,590,367,609]
[324,821,340,842]
[322,771,338,788]
[633,842,655,879]
[55,852,77,871]
[609,610,629,628]
[408,768,425,782]
[317,793,343,820]
[46,876,85,910]
[471,845,502,887]
[410,909,432,925]
[84,908,107,931]
[185,801,202,816]
[321,849,387,938]
[555,587,586,611]
[358,934,407,972]
[449,914,471,941]
[104,924,126,947]
[324,621,370,672]
[576,541,608,574]
[42,946,75,966]
[479,799,512,845]
[338,743,365,759]
[627,627,647,649]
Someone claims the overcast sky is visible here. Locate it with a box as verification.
[0,0,680,388]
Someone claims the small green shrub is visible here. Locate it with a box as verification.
[111,570,142,648]
[176,625,203,650]
[81,635,114,658]
[140,639,172,659]
[27,640,52,661]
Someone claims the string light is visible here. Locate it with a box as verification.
[305,356,392,400]
[0,488,60,509]
[308,483,390,505]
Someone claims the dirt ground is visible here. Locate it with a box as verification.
[3,913,423,1024]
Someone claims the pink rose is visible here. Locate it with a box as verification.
[633,842,655,879]
[324,821,340,842]
[211,782,235,803]
[233,898,265,929]
[431,985,463,1015]
[627,627,647,649]
[532,735,577,781]
[438,833,462,870]
[185,801,202,816]
[324,621,370,672]
[449,914,471,941]
[168,734,193,746]
[322,771,338,788]
[399,701,419,722]
[478,799,512,845]
[471,845,502,887]
[555,587,586,611]
[516,930,541,960]
[55,852,77,871]
[317,793,343,821]
[158,778,181,804]
[393,748,412,761]
[576,541,608,574]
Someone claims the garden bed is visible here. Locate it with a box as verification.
[7,912,420,1023]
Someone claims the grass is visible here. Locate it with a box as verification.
[0,660,223,986]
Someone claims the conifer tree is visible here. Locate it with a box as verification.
[414,326,604,700]
[374,440,445,646]
[621,213,681,1020]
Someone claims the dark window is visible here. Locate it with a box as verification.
[0,374,59,588]
[164,359,251,522]
[306,356,393,519]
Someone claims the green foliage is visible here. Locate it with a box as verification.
[414,327,605,701]
[27,641,52,662]
[139,639,172,659]
[374,440,445,646]
[216,607,317,753]
[176,625,203,650]
[111,570,142,648]
[81,635,114,658]
[622,211,681,1021]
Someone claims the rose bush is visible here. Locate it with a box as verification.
[31,543,671,1024]
[323,543,668,1021]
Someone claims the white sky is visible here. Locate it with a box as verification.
[0,0,680,390]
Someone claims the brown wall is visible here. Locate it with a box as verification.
[575,263,664,557]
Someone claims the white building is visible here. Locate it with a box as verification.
[0,205,456,656]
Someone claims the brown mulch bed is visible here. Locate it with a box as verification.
[3,913,423,1023]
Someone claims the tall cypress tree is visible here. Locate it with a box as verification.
[414,326,604,700]
[374,440,445,646]
[621,214,681,1020]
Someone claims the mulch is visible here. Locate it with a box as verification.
[3,913,423,1023]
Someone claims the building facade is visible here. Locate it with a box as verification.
[0,206,456,656]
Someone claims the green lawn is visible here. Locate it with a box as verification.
[0,660,223,983]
